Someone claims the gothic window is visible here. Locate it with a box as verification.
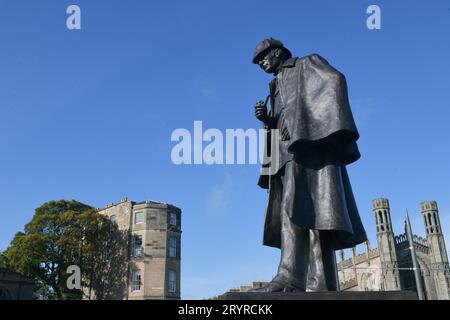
[428,213,432,226]
[379,211,383,224]
[110,215,117,225]
[433,213,438,227]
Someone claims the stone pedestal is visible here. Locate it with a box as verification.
[219,291,418,300]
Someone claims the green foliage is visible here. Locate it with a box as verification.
[5,200,129,300]
[62,209,129,300]
[0,250,11,270]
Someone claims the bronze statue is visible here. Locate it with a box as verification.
[252,38,367,292]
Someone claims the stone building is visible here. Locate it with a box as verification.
[98,198,182,300]
[0,268,35,300]
[338,199,450,300]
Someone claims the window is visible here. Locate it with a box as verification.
[169,212,177,226]
[134,235,143,257]
[131,270,141,292]
[135,212,144,224]
[168,270,176,293]
[110,215,117,225]
[169,236,177,258]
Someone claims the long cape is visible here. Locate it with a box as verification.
[258,54,360,189]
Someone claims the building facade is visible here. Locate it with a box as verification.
[0,269,35,300]
[337,198,450,300]
[99,198,182,300]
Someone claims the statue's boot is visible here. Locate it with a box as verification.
[253,228,338,293]
[249,274,305,293]
[252,202,311,293]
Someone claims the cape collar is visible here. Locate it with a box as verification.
[274,57,297,78]
[280,57,297,68]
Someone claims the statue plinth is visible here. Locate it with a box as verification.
[218,291,418,300]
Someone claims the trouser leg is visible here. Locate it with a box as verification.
[275,208,309,290]
[307,230,338,291]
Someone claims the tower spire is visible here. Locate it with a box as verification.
[405,210,424,300]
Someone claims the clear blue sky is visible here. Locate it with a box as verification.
[0,0,449,299]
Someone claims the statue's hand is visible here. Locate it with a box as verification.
[254,100,269,123]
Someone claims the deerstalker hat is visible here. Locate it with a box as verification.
[252,37,292,64]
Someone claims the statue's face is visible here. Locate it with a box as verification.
[257,49,281,74]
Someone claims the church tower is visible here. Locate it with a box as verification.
[373,198,401,290]
[421,201,450,299]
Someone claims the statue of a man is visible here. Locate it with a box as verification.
[252,38,367,292]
